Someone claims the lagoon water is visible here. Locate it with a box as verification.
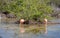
[0,20,60,38]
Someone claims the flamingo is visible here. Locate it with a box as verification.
[20,19,25,24]
[44,18,47,24]
[44,18,48,34]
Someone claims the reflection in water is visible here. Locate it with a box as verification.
[19,24,47,34]
[20,24,25,33]
[44,24,47,34]
[1,17,60,38]
[0,23,60,38]
[43,18,47,34]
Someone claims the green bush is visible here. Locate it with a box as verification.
[0,0,53,21]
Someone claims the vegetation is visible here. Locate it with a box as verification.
[26,27,45,34]
[0,0,53,22]
[51,0,60,7]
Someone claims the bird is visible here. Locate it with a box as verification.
[20,19,25,24]
[44,18,48,34]
[44,18,47,24]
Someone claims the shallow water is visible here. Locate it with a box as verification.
[0,23,60,38]
[0,17,60,38]
[0,24,19,38]
[18,24,60,38]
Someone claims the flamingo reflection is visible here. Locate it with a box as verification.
[20,24,25,33]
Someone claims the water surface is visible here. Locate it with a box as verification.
[0,23,60,38]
